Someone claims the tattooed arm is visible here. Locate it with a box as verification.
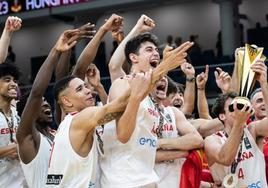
[71,86,130,134]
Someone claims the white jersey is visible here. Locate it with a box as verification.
[100,96,159,188]
[20,133,52,188]
[209,128,267,187]
[0,106,27,188]
[154,106,185,188]
[46,113,98,188]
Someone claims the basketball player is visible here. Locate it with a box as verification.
[16,29,82,188]
[205,60,268,187]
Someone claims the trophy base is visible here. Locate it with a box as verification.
[228,97,251,112]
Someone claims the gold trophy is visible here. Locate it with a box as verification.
[229,44,266,112]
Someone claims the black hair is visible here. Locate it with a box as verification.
[212,92,238,118]
[53,75,76,102]
[167,76,178,96]
[125,32,159,64]
[0,63,20,81]
[176,83,185,95]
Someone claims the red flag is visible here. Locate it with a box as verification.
[179,149,203,188]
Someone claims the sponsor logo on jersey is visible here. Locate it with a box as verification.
[46,174,63,185]
[248,180,261,188]
[139,137,157,148]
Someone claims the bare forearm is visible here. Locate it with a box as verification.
[260,82,268,117]
[158,133,203,150]
[218,126,243,165]
[155,150,188,163]
[74,27,107,79]
[31,47,60,97]
[116,96,141,143]
[230,61,239,93]
[0,29,12,63]
[109,26,140,82]
[197,89,211,119]
[183,80,195,115]
[55,50,71,80]
[94,84,108,105]
[0,145,15,158]
[198,118,223,137]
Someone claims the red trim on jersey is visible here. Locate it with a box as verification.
[70,111,78,116]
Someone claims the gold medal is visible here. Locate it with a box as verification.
[223,173,238,188]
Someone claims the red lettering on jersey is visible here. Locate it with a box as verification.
[147,108,158,117]
[0,128,17,134]
[162,124,174,131]
[248,151,253,158]
[238,168,245,179]
[237,151,254,163]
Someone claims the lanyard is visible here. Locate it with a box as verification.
[223,131,244,174]
[149,96,165,138]
[0,109,15,142]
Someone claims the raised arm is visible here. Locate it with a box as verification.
[214,67,232,94]
[109,14,155,82]
[73,14,122,79]
[152,42,193,84]
[196,65,211,119]
[54,23,96,124]
[0,16,21,63]
[85,64,107,105]
[250,60,268,138]
[158,107,203,150]
[16,29,79,163]
[109,71,153,143]
[181,62,195,115]
[205,102,252,166]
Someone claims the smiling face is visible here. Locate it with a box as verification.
[170,91,184,109]
[0,75,18,100]
[130,41,160,72]
[151,77,168,102]
[251,91,266,120]
[36,98,53,125]
[59,78,95,112]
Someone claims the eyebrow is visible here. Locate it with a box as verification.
[75,84,83,92]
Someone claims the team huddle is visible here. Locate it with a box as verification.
[1,13,268,188]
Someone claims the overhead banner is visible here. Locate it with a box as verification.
[0,0,91,15]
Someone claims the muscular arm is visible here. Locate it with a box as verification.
[73,14,122,79]
[55,50,72,124]
[190,118,223,137]
[109,78,142,143]
[205,125,243,166]
[16,47,60,163]
[183,77,195,115]
[155,150,188,163]
[0,143,17,159]
[108,71,152,143]
[94,84,108,105]
[197,88,211,119]
[250,61,268,138]
[72,27,105,79]
[16,30,78,163]
[0,16,22,63]
[158,107,203,150]
[109,14,155,82]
